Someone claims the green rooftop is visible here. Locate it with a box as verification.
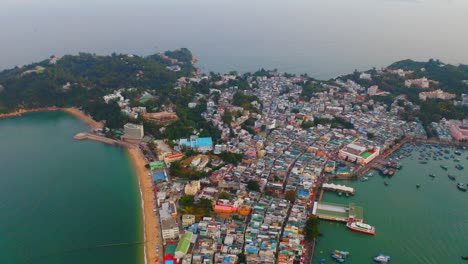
[176,232,193,254]
[361,152,372,158]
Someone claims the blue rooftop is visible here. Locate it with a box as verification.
[180,137,213,148]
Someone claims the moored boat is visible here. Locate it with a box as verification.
[448,174,456,181]
[457,183,467,192]
[455,164,464,170]
[346,221,375,235]
[429,173,436,178]
[440,165,448,170]
[331,250,349,263]
[419,161,428,164]
[373,254,390,263]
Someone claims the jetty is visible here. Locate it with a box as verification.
[74,132,133,148]
[312,202,364,222]
[322,183,355,195]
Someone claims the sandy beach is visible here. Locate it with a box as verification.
[61,107,104,129]
[0,107,103,129]
[127,147,162,264]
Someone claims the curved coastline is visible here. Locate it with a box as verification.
[0,107,104,129]
[0,108,154,264]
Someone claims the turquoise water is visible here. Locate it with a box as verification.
[0,112,143,264]
[312,146,468,263]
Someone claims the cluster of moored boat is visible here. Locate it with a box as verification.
[321,250,390,263]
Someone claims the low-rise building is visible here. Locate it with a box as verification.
[182,214,196,227]
[419,89,456,101]
[161,218,180,242]
[185,181,201,195]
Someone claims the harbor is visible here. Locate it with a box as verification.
[312,144,468,263]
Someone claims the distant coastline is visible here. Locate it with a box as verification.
[0,107,104,129]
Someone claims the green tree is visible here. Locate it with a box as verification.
[218,191,231,200]
[237,253,246,264]
[285,190,297,203]
[304,216,320,241]
[246,180,260,192]
[179,195,195,207]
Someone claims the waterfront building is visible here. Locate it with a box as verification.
[123,123,144,139]
[450,124,468,141]
[338,142,380,165]
[161,218,180,242]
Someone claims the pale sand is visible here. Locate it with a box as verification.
[127,147,162,264]
[61,108,104,129]
[0,107,103,129]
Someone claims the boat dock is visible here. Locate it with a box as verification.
[322,183,355,195]
[312,202,364,222]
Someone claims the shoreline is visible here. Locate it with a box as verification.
[127,147,160,264]
[1,109,155,264]
[0,107,104,129]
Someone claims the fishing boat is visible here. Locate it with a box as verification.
[331,250,349,263]
[346,221,376,235]
[448,174,456,181]
[457,183,467,192]
[373,254,391,263]
[429,173,436,178]
[454,150,462,155]
[455,164,464,170]
[419,161,428,164]
[454,158,460,162]
[416,184,420,188]
[440,164,448,170]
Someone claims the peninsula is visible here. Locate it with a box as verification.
[1,49,467,264]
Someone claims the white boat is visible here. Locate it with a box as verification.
[373,254,390,263]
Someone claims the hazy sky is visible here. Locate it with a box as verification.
[1,0,468,78]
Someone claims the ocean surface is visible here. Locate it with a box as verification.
[0,112,143,264]
[2,0,468,79]
[312,145,468,263]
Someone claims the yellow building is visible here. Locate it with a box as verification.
[184,180,201,195]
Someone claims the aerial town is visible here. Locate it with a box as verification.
[83,64,467,264]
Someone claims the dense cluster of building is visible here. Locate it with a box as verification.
[130,66,467,264]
